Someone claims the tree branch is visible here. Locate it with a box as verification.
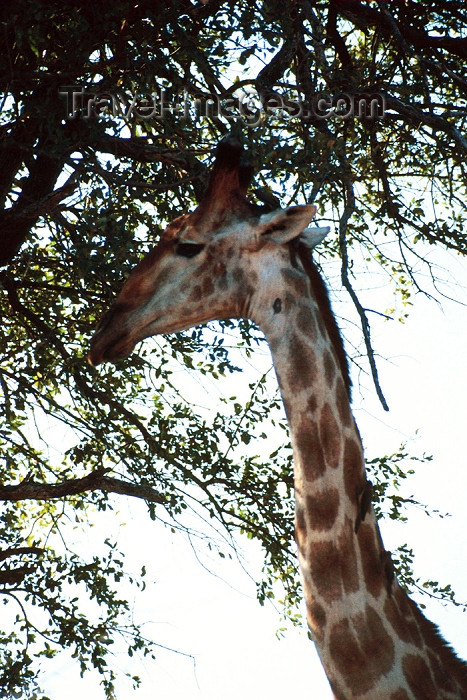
[0,135,70,267]
[91,135,191,165]
[336,149,390,411]
[384,95,467,153]
[255,38,296,104]
[0,567,34,586]
[0,547,44,562]
[334,0,467,59]
[0,472,166,504]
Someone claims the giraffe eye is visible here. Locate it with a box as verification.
[175,242,205,258]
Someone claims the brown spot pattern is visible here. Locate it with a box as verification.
[268,335,280,354]
[306,488,340,532]
[319,403,341,469]
[316,314,326,338]
[295,502,306,535]
[191,284,202,301]
[296,246,352,394]
[357,522,384,598]
[217,273,228,290]
[390,691,411,700]
[294,419,326,481]
[232,267,247,286]
[195,249,214,277]
[329,605,395,695]
[427,649,457,692]
[295,503,307,553]
[323,350,336,387]
[335,377,352,426]
[283,292,296,312]
[287,333,317,392]
[249,269,258,284]
[308,540,344,603]
[296,305,318,341]
[281,267,309,296]
[307,394,318,413]
[403,654,437,700]
[341,518,361,595]
[202,276,215,296]
[343,437,364,499]
[427,654,446,691]
[384,592,423,647]
[307,601,326,642]
[308,519,359,602]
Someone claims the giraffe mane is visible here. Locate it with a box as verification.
[407,593,467,688]
[295,241,352,398]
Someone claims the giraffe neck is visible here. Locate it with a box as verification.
[256,272,467,700]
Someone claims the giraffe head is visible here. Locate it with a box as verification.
[88,136,328,366]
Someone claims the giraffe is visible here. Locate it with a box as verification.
[88,135,467,699]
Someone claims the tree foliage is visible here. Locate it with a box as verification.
[1,0,466,696]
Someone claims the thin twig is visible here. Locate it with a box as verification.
[337,155,390,411]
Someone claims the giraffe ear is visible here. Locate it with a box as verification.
[299,226,330,250]
[259,205,317,244]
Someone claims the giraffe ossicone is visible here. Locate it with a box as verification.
[89,135,467,699]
